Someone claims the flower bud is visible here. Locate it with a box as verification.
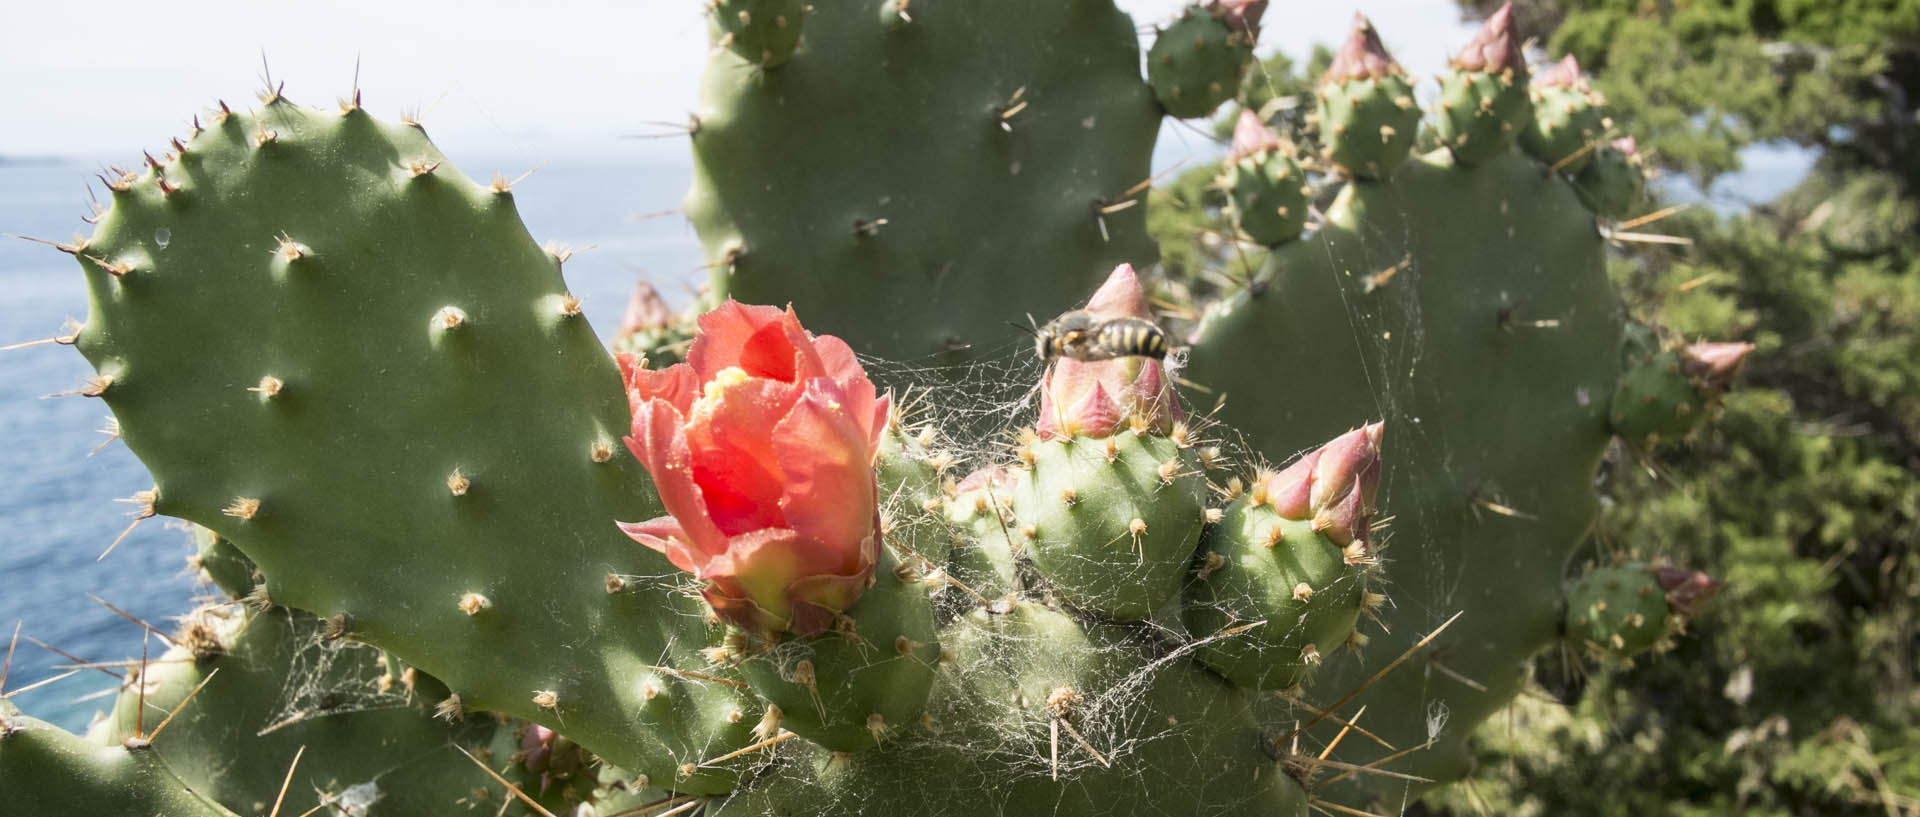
[1260,423,1384,547]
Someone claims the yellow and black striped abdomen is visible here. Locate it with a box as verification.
[1092,317,1168,361]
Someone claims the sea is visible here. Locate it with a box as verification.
[0,153,708,732]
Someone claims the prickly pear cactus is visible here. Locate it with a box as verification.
[9,2,1752,815]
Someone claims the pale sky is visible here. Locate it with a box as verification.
[1,0,1479,161]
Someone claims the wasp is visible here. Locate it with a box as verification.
[1033,310,1168,362]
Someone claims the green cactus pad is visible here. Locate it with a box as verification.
[687,0,1160,359]
[1521,84,1608,174]
[709,0,807,69]
[1565,564,1671,658]
[1572,142,1646,219]
[736,553,942,752]
[1147,6,1252,120]
[96,602,587,817]
[0,698,239,817]
[1434,67,1531,165]
[707,601,1309,816]
[1188,148,1621,796]
[1609,324,1707,444]
[1225,148,1310,246]
[1318,74,1422,180]
[1014,434,1207,621]
[67,98,755,793]
[1183,495,1368,689]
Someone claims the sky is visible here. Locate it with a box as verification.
[0,0,1480,162]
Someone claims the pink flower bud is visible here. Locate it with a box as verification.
[1259,423,1385,547]
[1324,13,1403,84]
[1450,2,1524,75]
[1533,54,1589,90]
[619,280,674,335]
[1656,567,1724,617]
[1205,0,1266,38]
[1036,265,1183,440]
[616,301,889,637]
[1227,110,1284,163]
[1681,341,1754,395]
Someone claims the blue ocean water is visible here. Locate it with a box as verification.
[0,154,705,733]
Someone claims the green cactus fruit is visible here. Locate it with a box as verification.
[1520,54,1609,174]
[1565,564,1673,658]
[1609,324,1703,443]
[1184,424,1383,690]
[687,0,1160,359]
[1013,432,1206,620]
[1609,325,1753,445]
[1187,147,1622,797]
[941,468,1024,599]
[0,698,240,817]
[1316,13,1422,180]
[1432,2,1531,165]
[189,525,259,600]
[735,552,942,752]
[706,600,1308,816]
[875,421,952,567]
[1147,4,1255,120]
[1223,112,1309,246]
[1573,137,1647,219]
[65,96,756,793]
[709,0,807,68]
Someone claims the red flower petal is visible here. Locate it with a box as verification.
[812,334,863,385]
[617,516,703,574]
[773,378,882,571]
[622,362,701,416]
[688,301,793,381]
[738,319,801,382]
[624,400,728,559]
[686,375,800,536]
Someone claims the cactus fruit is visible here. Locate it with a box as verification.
[1432,2,1531,165]
[60,97,759,793]
[1224,111,1310,246]
[1185,425,1382,689]
[1574,137,1648,219]
[1015,267,1205,620]
[1610,323,1754,445]
[687,0,1161,359]
[708,0,807,69]
[1520,55,1609,174]
[1316,13,1422,179]
[1147,1,1264,120]
[733,552,942,752]
[1564,563,1723,659]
